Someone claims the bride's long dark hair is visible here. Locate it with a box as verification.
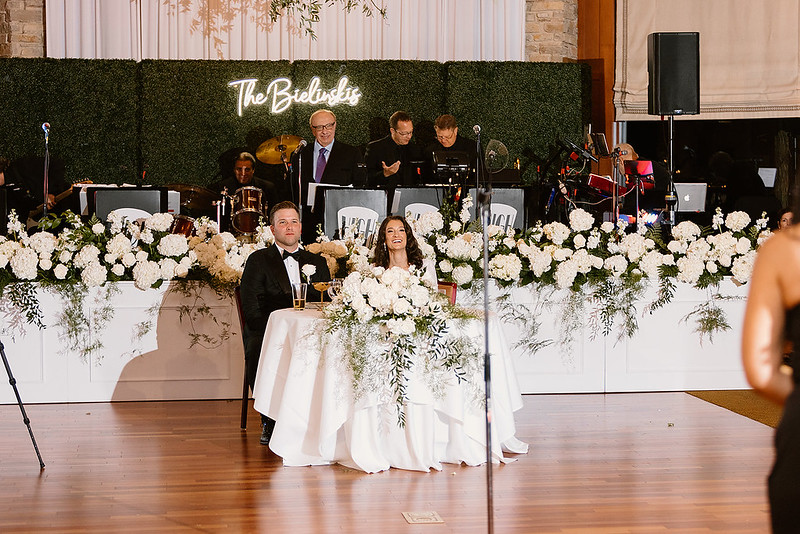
[372,216,424,269]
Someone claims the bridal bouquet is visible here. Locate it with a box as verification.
[322,265,481,424]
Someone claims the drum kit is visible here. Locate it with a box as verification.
[166,134,304,237]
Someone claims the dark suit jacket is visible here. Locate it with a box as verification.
[294,140,365,242]
[364,135,425,188]
[239,245,331,389]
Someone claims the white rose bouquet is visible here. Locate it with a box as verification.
[321,265,479,424]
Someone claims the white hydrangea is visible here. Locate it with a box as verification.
[73,245,101,269]
[10,247,38,280]
[552,247,573,262]
[144,213,174,232]
[452,264,474,286]
[132,260,161,290]
[555,260,578,289]
[106,233,132,259]
[676,256,705,285]
[604,254,628,277]
[725,211,751,232]
[600,221,615,234]
[157,234,189,257]
[488,254,523,281]
[568,208,595,232]
[27,232,57,258]
[672,221,701,242]
[443,233,482,261]
[731,250,757,283]
[81,261,107,287]
[409,211,444,237]
[639,250,666,279]
[92,223,105,235]
[543,222,570,245]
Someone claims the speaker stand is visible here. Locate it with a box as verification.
[664,115,678,227]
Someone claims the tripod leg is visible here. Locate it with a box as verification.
[0,341,45,470]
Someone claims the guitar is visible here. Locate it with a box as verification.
[27,180,92,220]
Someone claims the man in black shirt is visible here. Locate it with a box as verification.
[425,114,478,183]
[364,111,424,188]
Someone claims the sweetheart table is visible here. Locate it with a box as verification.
[252,307,528,473]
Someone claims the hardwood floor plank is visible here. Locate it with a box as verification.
[0,393,774,532]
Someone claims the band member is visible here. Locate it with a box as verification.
[364,111,424,188]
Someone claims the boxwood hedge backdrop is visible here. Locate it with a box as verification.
[0,58,589,188]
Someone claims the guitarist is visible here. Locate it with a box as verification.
[2,156,70,224]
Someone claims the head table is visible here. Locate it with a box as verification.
[252,306,529,473]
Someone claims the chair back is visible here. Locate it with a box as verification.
[437,281,457,305]
[108,207,151,223]
[337,206,379,240]
[489,203,518,232]
[404,202,439,220]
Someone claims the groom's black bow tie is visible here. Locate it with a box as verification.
[282,249,301,261]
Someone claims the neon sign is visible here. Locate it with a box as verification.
[229,76,362,116]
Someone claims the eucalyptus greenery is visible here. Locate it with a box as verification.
[268,0,387,37]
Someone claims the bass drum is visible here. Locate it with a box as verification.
[170,214,195,237]
[232,186,263,234]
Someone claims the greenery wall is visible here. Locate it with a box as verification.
[0,58,589,187]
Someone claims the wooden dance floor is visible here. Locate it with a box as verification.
[0,393,773,533]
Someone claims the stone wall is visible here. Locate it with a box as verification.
[525,0,578,62]
[0,1,578,62]
[0,0,44,58]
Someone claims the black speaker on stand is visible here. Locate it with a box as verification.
[648,31,700,227]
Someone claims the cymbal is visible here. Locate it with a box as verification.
[256,135,303,164]
[165,184,220,212]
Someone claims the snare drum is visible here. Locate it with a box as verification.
[170,214,196,237]
[232,186,263,234]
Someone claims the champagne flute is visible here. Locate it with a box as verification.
[327,278,342,300]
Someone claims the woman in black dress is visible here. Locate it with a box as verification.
[743,203,800,532]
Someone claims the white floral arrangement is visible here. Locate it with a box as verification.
[321,265,480,423]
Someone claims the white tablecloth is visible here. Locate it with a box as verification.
[252,307,528,473]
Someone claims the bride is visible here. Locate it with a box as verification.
[371,215,438,287]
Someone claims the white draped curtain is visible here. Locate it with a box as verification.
[45,0,525,62]
[615,0,800,120]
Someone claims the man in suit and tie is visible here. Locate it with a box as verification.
[239,200,331,445]
[296,108,364,243]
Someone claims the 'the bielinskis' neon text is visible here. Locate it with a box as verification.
[228,76,362,116]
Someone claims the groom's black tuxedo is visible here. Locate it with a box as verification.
[239,244,331,390]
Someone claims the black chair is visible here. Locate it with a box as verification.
[233,286,249,429]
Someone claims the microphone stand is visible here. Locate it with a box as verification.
[1,340,45,469]
[475,127,495,533]
[42,124,50,219]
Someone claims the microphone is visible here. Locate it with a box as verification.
[473,125,481,135]
[42,122,50,141]
[562,138,598,163]
[293,139,307,155]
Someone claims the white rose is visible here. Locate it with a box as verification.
[54,263,68,280]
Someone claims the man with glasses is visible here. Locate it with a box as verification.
[427,114,477,160]
[364,111,424,188]
[296,109,363,242]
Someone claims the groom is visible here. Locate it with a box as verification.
[239,200,331,445]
